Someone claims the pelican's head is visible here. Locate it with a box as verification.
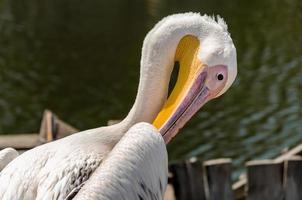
[151,13,237,143]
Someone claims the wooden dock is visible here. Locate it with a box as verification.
[1,110,302,200]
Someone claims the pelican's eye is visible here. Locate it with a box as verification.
[217,73,224,81]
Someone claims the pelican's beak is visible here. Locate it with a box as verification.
[152,36,228,143]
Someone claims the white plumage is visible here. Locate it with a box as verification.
[73,123,167,200]
[0,12,237,200]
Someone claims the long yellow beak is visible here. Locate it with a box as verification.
[153,35,206,141]
[153,35,229,143]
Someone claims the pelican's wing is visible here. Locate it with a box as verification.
[0,148,19,172]
[73,122,168,200]
[0,130,109,200]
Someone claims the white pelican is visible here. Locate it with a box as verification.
[0,12,237,199]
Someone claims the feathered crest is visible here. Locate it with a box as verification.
[202,14,228,32]
[155,12,229,35]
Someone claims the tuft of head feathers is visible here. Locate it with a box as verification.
[202,14,229,33]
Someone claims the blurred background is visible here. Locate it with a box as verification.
[0,0,301,178]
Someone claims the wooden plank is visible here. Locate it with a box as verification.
[275,144,302,162]
[232,177,246,200]
[284,157,302,200]
[0,134,40,149]
[203,158,233,200]
[233,143,302,199]
[246,160,284,200]
[186,158,206,200]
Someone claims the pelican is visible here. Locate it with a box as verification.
[0,12,237,199]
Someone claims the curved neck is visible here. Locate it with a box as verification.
[119,17,206,131]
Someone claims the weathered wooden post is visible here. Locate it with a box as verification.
[203,158,233,200]
[169,158,206,200]
[186,158,206,200]
[246,160,284,200]
[284,157,302,200]
[39,109,78,142]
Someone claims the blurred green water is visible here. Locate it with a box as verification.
[0,0,302,178]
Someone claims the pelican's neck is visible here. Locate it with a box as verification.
[119,14,210,131]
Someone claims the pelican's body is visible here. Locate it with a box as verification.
[73,123,167,200]
[0,13,237,199]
